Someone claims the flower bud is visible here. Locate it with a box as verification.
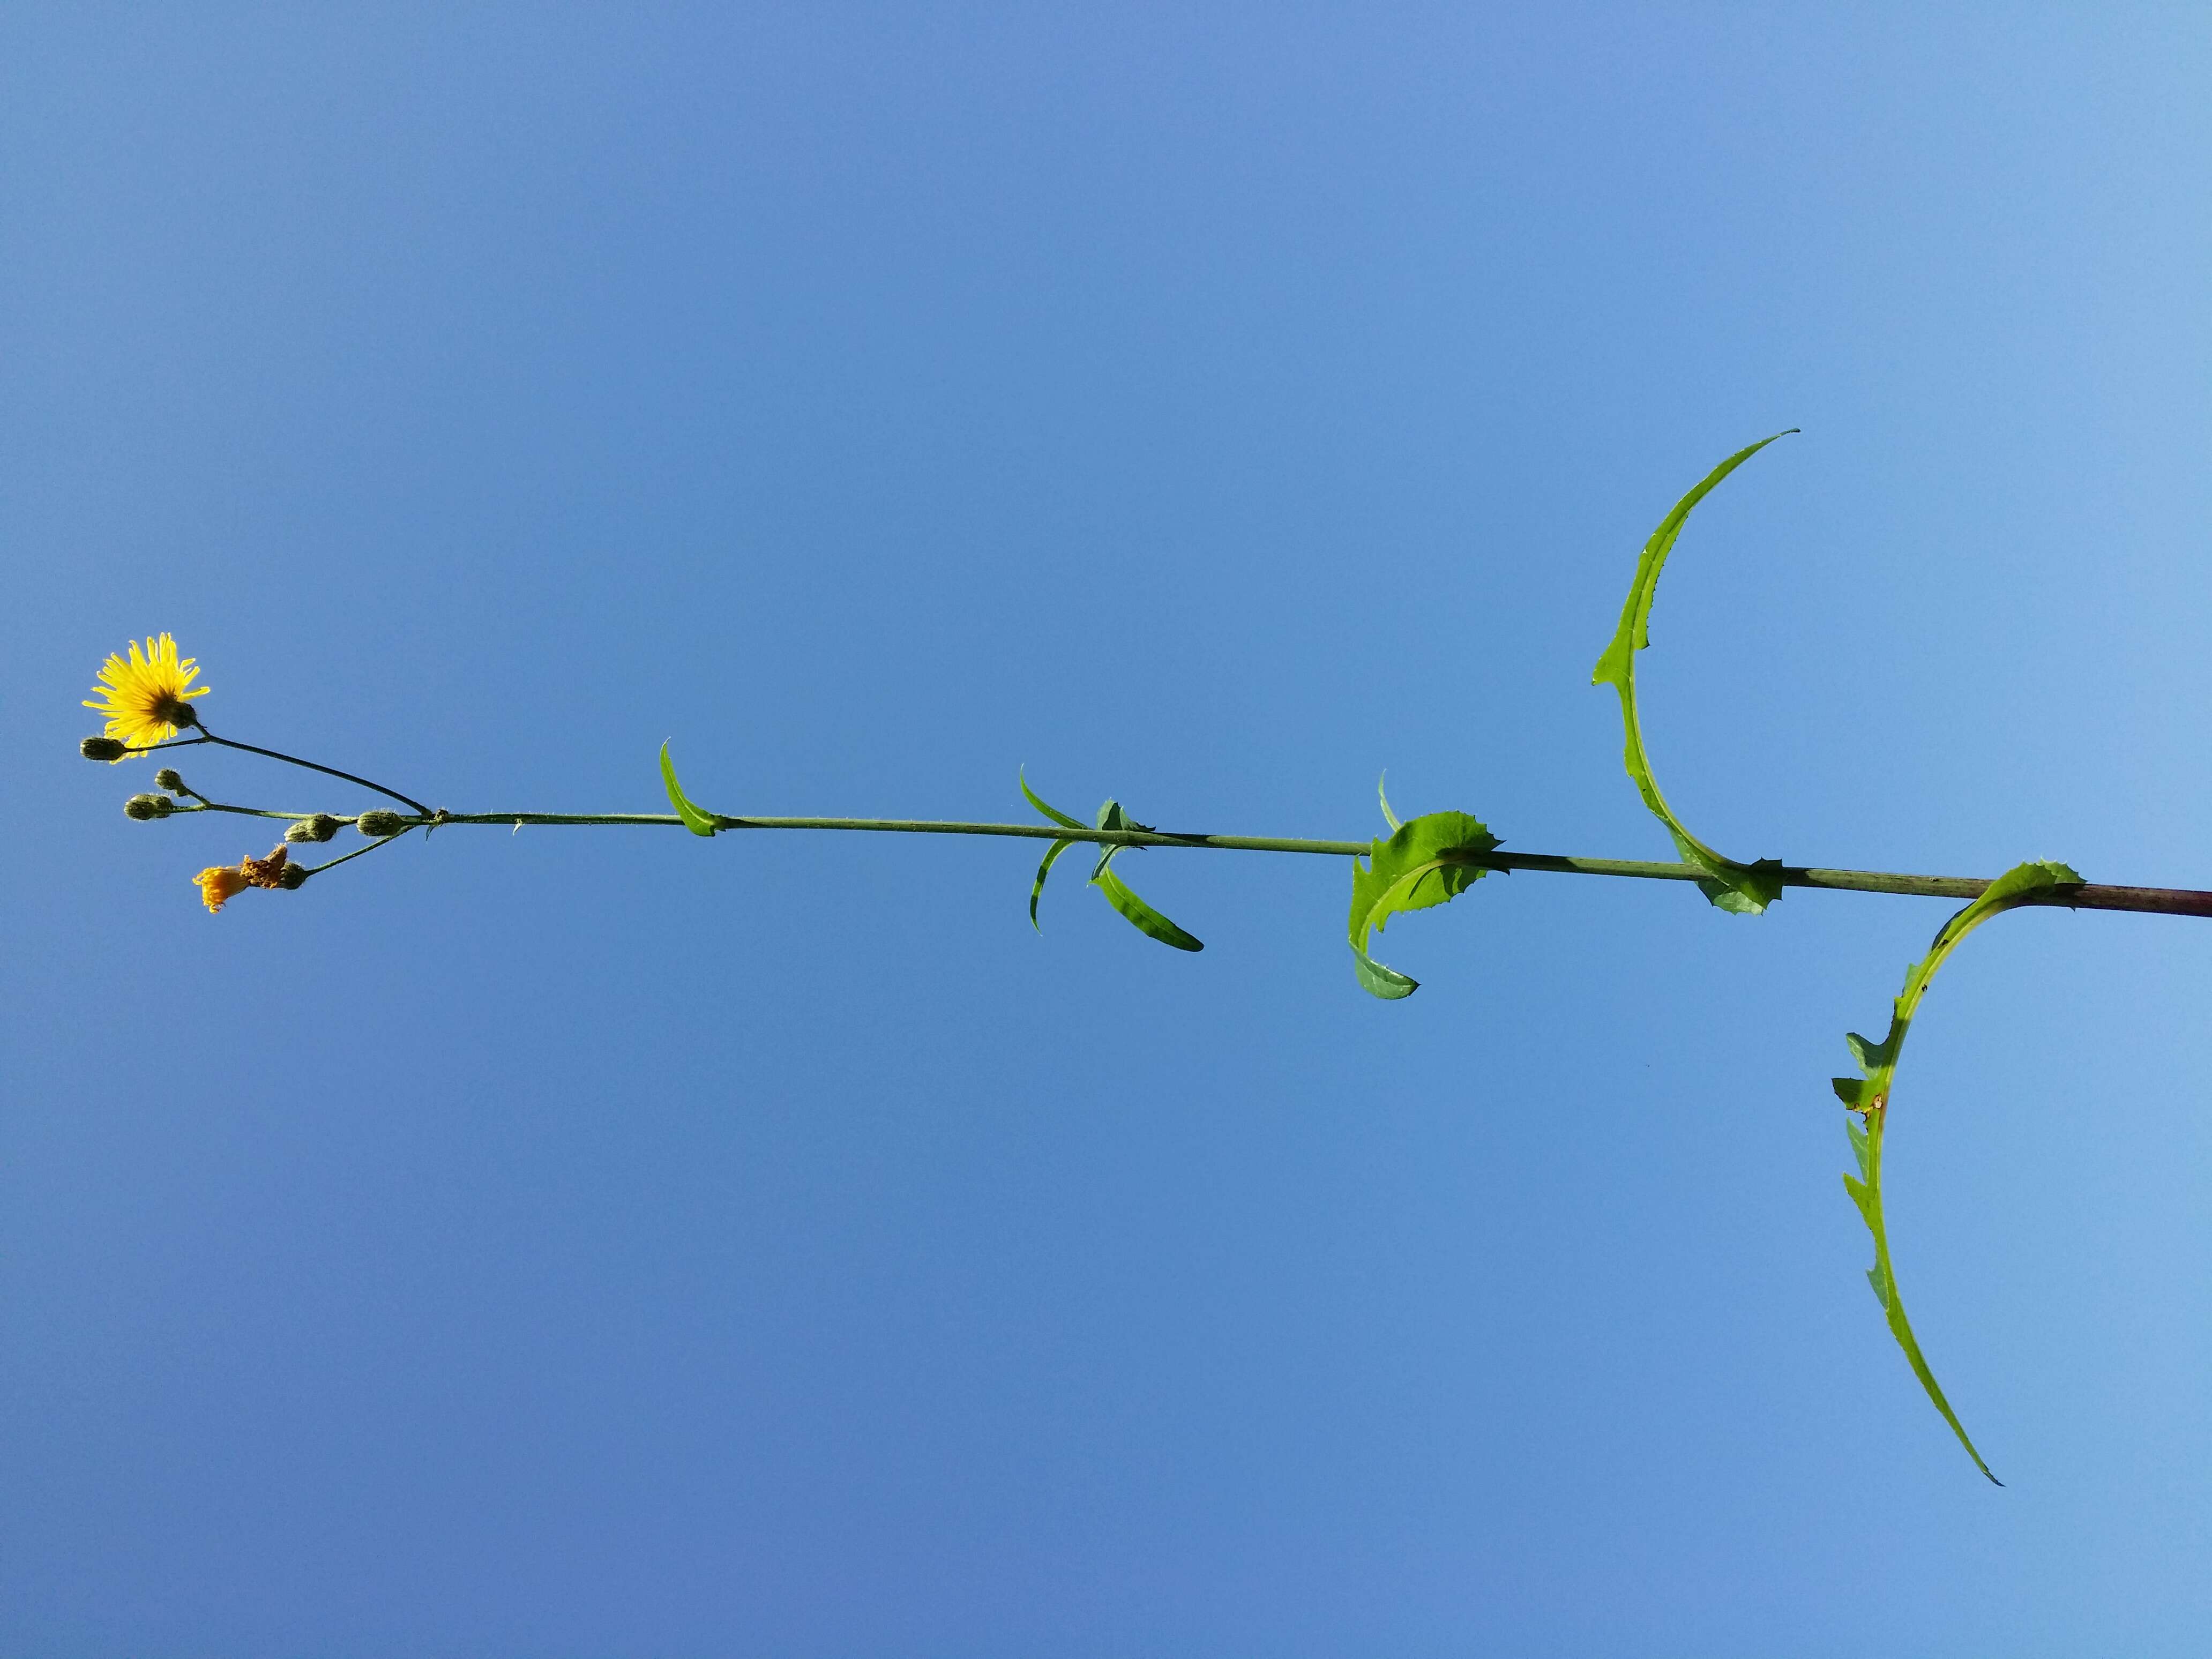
[284,812,342,845]
[356,810,407,838]
[124,793,177,820]
[81,736,128,761]
[279,863,310,890]
[154,768,185,793]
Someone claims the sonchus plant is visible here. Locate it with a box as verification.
[81,440,2212,1482]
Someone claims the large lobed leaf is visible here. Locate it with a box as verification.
[1831,858,2081,1484]
[1346,810,1500,998]
[1591,433,1796,914]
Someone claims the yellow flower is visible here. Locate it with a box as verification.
[194,863,250,913]
[83,633,208,759]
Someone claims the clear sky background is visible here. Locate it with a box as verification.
[6,4,2211,1654]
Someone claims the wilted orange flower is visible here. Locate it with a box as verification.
[241,847,289,888]
[194,863,250,913]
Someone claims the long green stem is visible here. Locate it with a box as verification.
[320,811,2212,920]
[298,827,417,877]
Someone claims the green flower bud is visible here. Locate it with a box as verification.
[154,768,185,793]
[285,813,342,845]
[279,863,310,890]
[81,736,128,761]
[356,810,407,838]
[123,793,177,821]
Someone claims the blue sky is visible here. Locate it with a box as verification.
[6,4,2211,1653]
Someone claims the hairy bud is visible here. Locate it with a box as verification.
[154,768,186,793]
[285,813,343,845]
[356,810,407,838]
[124,793,177,821]
[81,736,128,762]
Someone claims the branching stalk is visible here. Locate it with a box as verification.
[269,809,2212,920]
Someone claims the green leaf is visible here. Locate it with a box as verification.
[1090,798,1129,881]
[1092,864,1203,952]
[1018,767,1088,831]
[1377,771,1402,831]
[1028,837,1077,931]
[1025,780,1202,951]
[1349,941,1419,999]
[659,741,720,836]
[1591,433,1797,914]
[1346,810,1500,998]
[1831,858,2080,1484]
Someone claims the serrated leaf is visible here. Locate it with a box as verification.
[1845,1115,1872,1180]
[1845,1030,1895,1072]
[659,742,720,836]
[1591,434,1797,914]
[1344,810,1500,999]
[1029,837,1077,931]
[1830,858,2080,1484]
[1092,865,1203,952]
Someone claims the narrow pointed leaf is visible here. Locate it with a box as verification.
[659,741,720,836]
[1378,772,1402,831]
[1092,865,1203,952]
[1591,433,1796,914]
[1018,768,1088,831]
[1028,838,1078,931]
[1830,858,2080,1484]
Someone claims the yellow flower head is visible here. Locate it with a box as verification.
[194,863,250,913]
[83,634,208,760]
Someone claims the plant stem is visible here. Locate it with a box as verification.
[390,811,2212,920]
[300,827,417,877]
[181,802,319,823]
[195,729,433,817]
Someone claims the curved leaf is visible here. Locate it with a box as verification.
[1832,858,2081,1484]
[1018,767,1087,831]
[659,742,720,836]
[1028,837,1077,931]
[1093,865,1203,951]
[1346,810,1499,998]
[1087,798,1202,950]
[1591,433,1796,914]
[1378,771,1402,831]
[1023,778,1202,950]
[1350,941,1419,999]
